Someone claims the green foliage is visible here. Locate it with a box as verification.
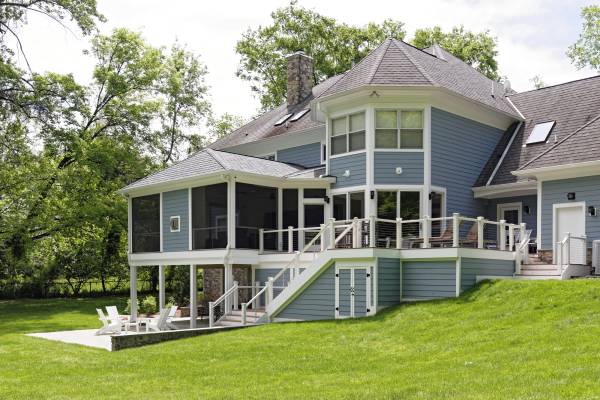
[530,75,546,89]
[139,295,157,314]
[235,1,406,111]
[125,297,138,315]
[568,5,600,71]
[412,25,499,80]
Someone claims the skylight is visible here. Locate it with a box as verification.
[274,113,293,126]
[526,121,555,145]
[290,109,310,122]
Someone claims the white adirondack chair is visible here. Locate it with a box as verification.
[146,307,171,332]
[95,308,124,335]
[166,305,179,330]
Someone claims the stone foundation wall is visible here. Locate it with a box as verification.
[202,266,223,303]
[538,248,593,265]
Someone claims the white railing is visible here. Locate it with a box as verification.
[208,281,238,328]
[241,283,269,325]
[556,232,587,274]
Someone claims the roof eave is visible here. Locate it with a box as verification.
[513,159,600,181]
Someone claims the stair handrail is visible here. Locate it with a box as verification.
[556,233,571,274]
[240,284,269,325]
[208,281,238,328]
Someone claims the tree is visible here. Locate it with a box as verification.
[530,75,546,89]
[411,25,499,80]
[188,112,246,153]
[235,1,405,111]
[153,43,211,164]
[567,5,600,71]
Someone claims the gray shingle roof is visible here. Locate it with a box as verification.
[120,149,308,192]
[476,75,600,186]
[209,75,343,150]
[318,39,520,118]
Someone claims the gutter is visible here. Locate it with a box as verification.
[486,121,523,186]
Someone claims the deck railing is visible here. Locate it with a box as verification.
[556,232,587,274]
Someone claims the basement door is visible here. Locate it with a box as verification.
[335,266,372,318]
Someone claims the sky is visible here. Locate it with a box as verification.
[10,0,597,120]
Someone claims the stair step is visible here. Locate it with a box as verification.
[229,310,265,317]
[514,275,562,280]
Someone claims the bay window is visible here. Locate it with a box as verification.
[375,110,423,149]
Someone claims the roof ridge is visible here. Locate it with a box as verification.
[519,113,600,170]
[390,39,434,84]
[511,74,600,97]
[205,148,228,170]
[368,38,393,84]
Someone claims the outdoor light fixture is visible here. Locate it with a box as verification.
[370,191,375,199]
[524,205,530,215]
[567,192,576,200]
[589,206,597,217]
[324,196,330,204]
[395,167,403,175]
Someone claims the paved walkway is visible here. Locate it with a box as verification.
[27,329,113,351]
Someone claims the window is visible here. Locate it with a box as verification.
[290,109,310,122]
[304,188,326,199]
[169,216,180,233]
[274,113,293,126]
[349,192,364,219]
[131,194,161,253]
[332,192,364,220]
[526,121,555,144]
[375,110,423,149]
[333,194,347,220]
[377,191,397,220]
[376,190,421,238]
[330,112,366,155]
[192,183,228,250]
[236,183,277,249]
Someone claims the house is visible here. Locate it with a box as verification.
[119,38,599,328]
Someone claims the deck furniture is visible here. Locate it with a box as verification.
[95,308,125,335]
[145,308,171,332]
[166,305,179,330]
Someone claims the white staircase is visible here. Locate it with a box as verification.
[515,263,562,280]
[215,309,266,326]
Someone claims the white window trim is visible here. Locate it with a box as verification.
[331,190,366,220]
[170,215,181,233]
[374,108,425,151]
[330,112,366,157]
[374,188,423,219]
[497,202,522,245]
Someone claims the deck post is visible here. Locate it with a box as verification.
[369,216,376,248]
[224,264,233,311]
[396,218,403,249]
[499,219,506,250]
[241,303,247,325]
[477,217,485,249]
[508,225,515,251]
[158,264,165,310]
[259,229,264,254]
[288,226,294,253]
[208,301,214,328]
[190,264,197,329]
[422,215,430,248]
[328,218,336,250]
[452,213,460,247]
[129,265,137,322]
[267,277,274,305]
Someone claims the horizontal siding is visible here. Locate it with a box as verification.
[541,175,600,249]
[254,268,285,298]
[402,261,456,299]
[374,152,424,185]
[486,195,538,238]
[460,258,514,292]
[277,142,322,168]
[431,107,503,217]
[162,189,189,252]
[378,258,400,307]
[330,152,366,188]
[276,265,335,321]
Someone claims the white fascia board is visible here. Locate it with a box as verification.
[472,180,537,199]
[119,172,228,197]
[513,160,600,181]
[128,249,260,267]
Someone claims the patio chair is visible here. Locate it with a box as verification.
[146,307,171,332]
[95,308,124,335]
[429,225,454,248]
[166,305,179,330]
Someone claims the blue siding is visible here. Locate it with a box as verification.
[330,153,366,188]
[486,195,538,238]
[276,264,336,321]
[378,258,401,307]
[254,268,287,298]
[374,152,424,185]
[162,189,189,252]
[460,258,514,292]
[402,261,456,299]
[277,142,322,168]
[541,176,600,249]
[431,108,504,217]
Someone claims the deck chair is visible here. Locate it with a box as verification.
[106,306,130,323]
[166,305,179,330]
[95,308,124,335]
[429,225,454,247]
[146,307,171,332]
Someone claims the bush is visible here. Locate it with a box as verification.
[140,295,157,314]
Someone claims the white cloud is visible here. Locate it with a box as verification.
[8,0,597,119]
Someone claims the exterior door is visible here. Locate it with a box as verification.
[554,203,586,263]
[303,204,325,248]
[335,267,371,318]
[497,203,521,247]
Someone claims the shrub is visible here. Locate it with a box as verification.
[140,295,157,314]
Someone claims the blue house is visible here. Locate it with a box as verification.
[119,39,598,328]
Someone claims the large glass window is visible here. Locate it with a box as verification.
[331,112,366,155]
[332,192,364,220]
[333,194,347,221]
[236,183,277,249]
[192,183,228,250]
[349,192,364,219]
[375,110,423,149]
[131,194,161,253]
[377,191,397,220]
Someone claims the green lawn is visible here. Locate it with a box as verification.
[2,280,600,399]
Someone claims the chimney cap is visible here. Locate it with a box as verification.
[286,50,312,60]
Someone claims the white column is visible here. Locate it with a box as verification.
[227,177,236,248]
[423,106,432,217]
[158,265,165,310]
[129,265,137,322]
[190,264,197,329]
[224,264,233,311]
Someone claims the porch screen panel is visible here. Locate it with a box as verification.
[282,189,298,251]
[236,183,277,249]
[401,191,420,238]
[192,183,228,249]
[132,194,160,253]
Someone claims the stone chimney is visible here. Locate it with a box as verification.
[286,51,314,106]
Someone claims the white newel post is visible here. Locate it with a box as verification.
[320,224,326,251]
[288,226,294,253]
[422,215,430,248]
[241,303,247,326]
[259,229,264,254]
[508,225,515,251]
[395,218,403,249]
[356,218,363,248]
[158,264,165,310]
[328,218,335,250]
[266,277,274,306]
[208,301,214,328]
[452,213,460,248]
[254,281,261,307]
[477,217,485,249]
[369,216,376,248]
[129,265,137,322]
[189,264,197,329]
[224,264,233,311]
[233,280,239,310]
[499,219,506,251]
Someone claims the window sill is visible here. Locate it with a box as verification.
[330,149,367,159]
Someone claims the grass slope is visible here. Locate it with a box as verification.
[2,280,600,399]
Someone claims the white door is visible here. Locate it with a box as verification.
[497,203,521,248]
[554,203,585,264]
